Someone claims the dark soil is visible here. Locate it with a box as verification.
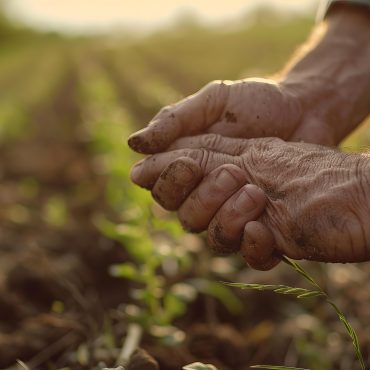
[1,56,370,370]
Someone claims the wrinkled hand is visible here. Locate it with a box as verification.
[131,135,369,269]
[128,78,335,156]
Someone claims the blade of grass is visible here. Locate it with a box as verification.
[223,282,324,299]
[281,257,365,370]
[225,257,366,370]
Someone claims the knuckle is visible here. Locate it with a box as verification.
[205,80,220,90]
[199,81,219,100]
[158,104,173,117]
[214,164,245,186]
[201,80,232,121]
[189,148,210,169]
[203,80,231,98]
[202,133,222,149]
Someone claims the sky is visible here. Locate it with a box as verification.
[4,0,319,34]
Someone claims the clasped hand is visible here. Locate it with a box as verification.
[128,79,367,270]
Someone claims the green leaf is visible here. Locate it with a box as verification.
[96,217,153,262]
[161,292,187,324]
[224,282,280,291]
[224,282,321,300]
[183,362,218,370]
[226,256,366,370]
[327,300,365,369]
[297,291,325,299]
[281,258,365,370]
[109,262,141,281]
[251,366,310,370]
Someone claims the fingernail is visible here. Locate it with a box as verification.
[242,231,255,247]
[128,135,141,148]
[131,162,143,183]
[174,162,194,184]
[128,131,151,154]
[215,169,239,191]
[234,184,263,213]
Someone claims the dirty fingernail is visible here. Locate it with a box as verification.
[128,129,152,153]
[234,184,264,213]
[174,163,195,184]
[128,133,142,148]
[215,169,239,191]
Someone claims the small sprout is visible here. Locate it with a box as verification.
[226,257,366,370]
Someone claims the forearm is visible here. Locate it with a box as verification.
[279,4,370,144]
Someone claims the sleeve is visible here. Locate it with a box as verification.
[317,0,370,20]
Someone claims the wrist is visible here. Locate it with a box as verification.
[279,8,370,144]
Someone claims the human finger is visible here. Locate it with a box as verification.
[167,134,249,156]
[128,81,231,154]
[176,164,248,232]
[240,221,281,270]
[151,157,203,211]
[130,149,242,190]
[207,184,266,255]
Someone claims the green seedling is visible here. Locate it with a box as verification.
[185,257,364,370]
[223,257,365,370]
[79,61,242,358]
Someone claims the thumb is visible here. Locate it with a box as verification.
[128,81,230,154]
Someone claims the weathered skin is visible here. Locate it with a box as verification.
[128,7,370,154]
[131,135,370,266]
[128,4,370,270]
[128,78,304,153]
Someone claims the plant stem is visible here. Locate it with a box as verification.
[117,322,143,366]
[282,256,365,370]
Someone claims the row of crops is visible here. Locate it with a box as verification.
[0,41,74,142]
[0,12,369,369]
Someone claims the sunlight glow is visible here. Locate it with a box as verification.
[5,0,318,34]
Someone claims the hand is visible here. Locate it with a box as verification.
[128,78,336,155]
[131,134,370,268]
